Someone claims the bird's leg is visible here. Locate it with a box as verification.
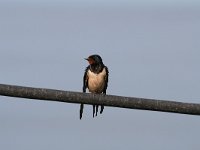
[93,105,95,118]
[80,103,84,120]
[95,105,99,116]
[100,105,104,114]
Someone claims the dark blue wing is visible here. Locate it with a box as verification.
[83,66,89,93]
[103,66,109,94]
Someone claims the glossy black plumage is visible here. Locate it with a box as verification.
[80,54,109,119]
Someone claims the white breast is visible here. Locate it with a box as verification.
[87,68,107,93]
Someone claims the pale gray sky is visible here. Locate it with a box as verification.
[0,1,200,150]
[1,0,200,7]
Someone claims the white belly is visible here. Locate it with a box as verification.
[87,68,106,93]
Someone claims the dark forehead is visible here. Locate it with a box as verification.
[88,54,102,59]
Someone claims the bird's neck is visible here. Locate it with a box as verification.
[90,63,104,74]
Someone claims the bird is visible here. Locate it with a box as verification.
[80,54,109,119]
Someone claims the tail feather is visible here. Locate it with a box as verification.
[80,103,84,120]
[93,105,95,118]
[95,105,99,116]
[100,105,104,114]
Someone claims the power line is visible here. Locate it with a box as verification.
[0,83,200,116]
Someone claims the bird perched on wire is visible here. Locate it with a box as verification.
[80,54,109,119]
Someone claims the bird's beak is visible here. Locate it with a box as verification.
[84,58,89,61]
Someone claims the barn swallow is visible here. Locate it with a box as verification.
[80,54,109,119]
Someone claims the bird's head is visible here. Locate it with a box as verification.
[85,54,103,65]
